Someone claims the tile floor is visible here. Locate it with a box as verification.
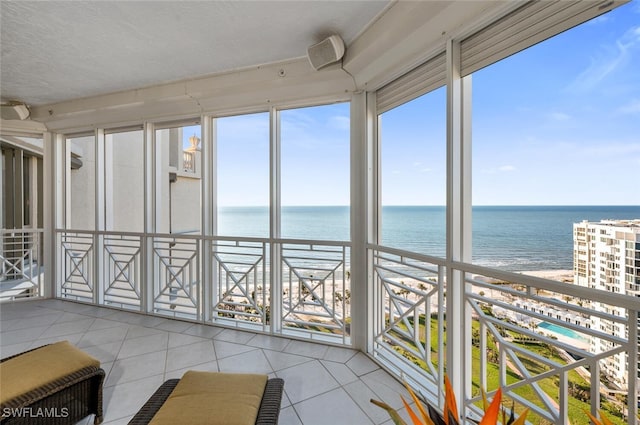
[0,299,417,425]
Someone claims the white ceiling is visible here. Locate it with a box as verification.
[1,0,392,107]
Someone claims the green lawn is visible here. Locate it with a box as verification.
[387,315,628,425]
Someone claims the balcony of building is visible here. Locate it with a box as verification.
[2,1,639,424]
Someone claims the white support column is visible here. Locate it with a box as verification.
[270,107,282,334]
[63,139,71,229]
[446,38,473,414]
[202,116,215,322]
[43,131,61,298]
[627,310,639,422]
[350,91,369,350]
[461,74,473,407]
[95,129,106,233]
[95,129,106,305]
[144,122,155,234]
[143,122,154,313]
[369,92,382,355]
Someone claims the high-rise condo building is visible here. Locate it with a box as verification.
[573,219,640,406]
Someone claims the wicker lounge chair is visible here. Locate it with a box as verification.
[128,376,284,425]
[0,343,105,425]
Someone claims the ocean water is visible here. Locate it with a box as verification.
[218,205,640,271]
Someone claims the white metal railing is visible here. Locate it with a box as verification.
[210,237,268,332]
[55,230,350,344]
[281,240,351,344]
[370,242,638,425]
[1,229,44,301]
[151,235,200,320]
[103,233,142,310]
[460,262,638,425]
[182,151,195,173]
[371,245,447,407]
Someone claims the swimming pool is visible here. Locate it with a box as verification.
[537,322,589,342]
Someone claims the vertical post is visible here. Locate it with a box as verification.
[13,149,24,229]
[369,92,381,355]
[43,131,59,299]
[143,122,154,314]
[446,38,472,414]
[64,138,71,228]
[350,91,369,350]
[559,371,568,424]
[95,129,106,305]
[270,107,282,334]
[202,115,215,322]
[628,310,639,423]
[461,74,473,407]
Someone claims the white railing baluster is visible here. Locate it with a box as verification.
[369,244,638,425]
[0,229,44,301]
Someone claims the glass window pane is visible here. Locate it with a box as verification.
[379,87,446,256]
[280,103,350,241]
[105,130,143,232]
[216,112,269,238]
[156,124,202,235]
[471,4,640,278]
[68,135,95,231]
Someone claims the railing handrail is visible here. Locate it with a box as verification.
[1,228,44,235]
[368,242,447,266]
[55,228,351,247]
[456,260,640,312]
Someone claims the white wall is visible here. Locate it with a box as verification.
[106,131,144,232]
[69,136,95,230]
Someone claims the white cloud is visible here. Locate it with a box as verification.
[499,165,516,172]
[550,112,571,121]
[420,168,432,173]
[581,142,640,157]
[328,115,350,130]
[568,25,640,92]
[616,99,640,115]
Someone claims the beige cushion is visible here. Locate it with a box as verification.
[149,371,268,425]
[0,340,100,404]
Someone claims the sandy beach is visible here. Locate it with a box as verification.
[518,269,574,283]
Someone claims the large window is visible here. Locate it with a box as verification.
[216,112,269,237]
[471,3,640,279]
[105,130,144,232]
[68,135,95,230]
[379,87,446,256]
[280,103,350,241]
[156,122,202,235]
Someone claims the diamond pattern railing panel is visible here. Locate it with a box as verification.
[210,239,269,331]
[103,234,142,310]
[60,231,95,302]
[462,265,638,424]
[371,246,446,404]
[281,241,350,344]
[0,229,43,301]
[151,236,200,320]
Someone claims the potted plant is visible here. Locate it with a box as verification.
[371,375,616,425]
[371,376,527,425]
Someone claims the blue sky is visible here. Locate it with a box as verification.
[187,2,640,207]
